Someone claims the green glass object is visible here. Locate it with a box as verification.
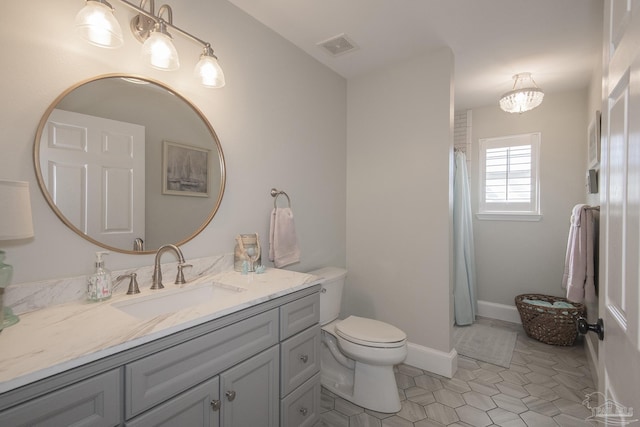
[0,250,19,332]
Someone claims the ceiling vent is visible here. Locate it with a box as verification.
[317,33,359,57]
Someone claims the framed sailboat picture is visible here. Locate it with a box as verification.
[162,140,210,197]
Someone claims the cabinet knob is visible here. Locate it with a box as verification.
[299,354,309,363]
[299,407,308,416]
[210,400,221,411]
[226,390,237,401]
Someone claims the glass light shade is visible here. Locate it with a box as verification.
[499,89,544,113]
[194,54,226,88]
[499,73,544,114]
[142,31,180,71]
[75,1,123,48]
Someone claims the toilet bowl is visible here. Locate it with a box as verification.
[309,267,408,413]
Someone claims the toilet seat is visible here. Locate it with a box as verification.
[335,316,407,348]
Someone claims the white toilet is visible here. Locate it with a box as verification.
[309,267,408,413]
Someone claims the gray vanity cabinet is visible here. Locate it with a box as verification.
[278,293,321,427]
[125,309,279,419]
[0,369,121,427]
[0,285,322,427]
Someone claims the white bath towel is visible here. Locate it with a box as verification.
[269,207,300,268]
[562,204,596,303]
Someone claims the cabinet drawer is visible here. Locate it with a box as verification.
[279,293,320,340]
[126,308,279,418]
[280,325,321,397]
[280,372,320,427]
[0,369,121,427]
[125,377,219,427]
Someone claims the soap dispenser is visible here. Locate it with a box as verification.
[87,251,113,302]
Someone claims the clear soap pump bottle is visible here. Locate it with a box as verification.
[87,251,113,302]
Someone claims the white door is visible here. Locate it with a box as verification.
[40,109,145,250]
[599,0,640,424]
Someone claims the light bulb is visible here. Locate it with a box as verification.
[194,54,226,88]
[141,30,180,71]
[75,0,123,48]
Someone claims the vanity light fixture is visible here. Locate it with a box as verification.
[75,0,226,87]
[499,73,544,114]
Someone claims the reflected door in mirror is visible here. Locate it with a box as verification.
[40,109,146,249]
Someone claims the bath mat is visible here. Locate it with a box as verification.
[454,323,517,368]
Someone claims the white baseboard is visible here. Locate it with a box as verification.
[405,301,521,379]
[405,342,458,379]
[477,300,522,324]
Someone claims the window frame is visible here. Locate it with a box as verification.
[477,132,541,221]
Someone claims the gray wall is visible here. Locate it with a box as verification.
[345,49,454,353]
[2,0,346,283]
[469,89,589,306]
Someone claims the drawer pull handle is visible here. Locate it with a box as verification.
[226,390,237,401]
[299,407,308,416]
[211,400,221,411]
[299,354,309,363]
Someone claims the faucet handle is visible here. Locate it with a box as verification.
[116,273,141,295]
[175,263,193,285]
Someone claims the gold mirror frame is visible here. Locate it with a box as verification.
[33,74,226,254]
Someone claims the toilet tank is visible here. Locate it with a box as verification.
[308,267,347,325]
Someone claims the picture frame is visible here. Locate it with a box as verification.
[162,140,210,197]
[588,110,601,169]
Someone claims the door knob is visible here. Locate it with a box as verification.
[210,400,221,411]
[225,390,237,401]
[576,317,604,341]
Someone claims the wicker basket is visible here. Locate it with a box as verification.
[515,294,586,346]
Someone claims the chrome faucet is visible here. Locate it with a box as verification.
[151,244,191,290]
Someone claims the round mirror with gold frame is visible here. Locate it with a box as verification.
[34,74,226,254]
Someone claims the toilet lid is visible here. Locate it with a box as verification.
[335,316,407,347]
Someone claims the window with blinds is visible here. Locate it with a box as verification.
[478,133,540,216]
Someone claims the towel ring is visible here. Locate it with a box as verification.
[270,188,291,208]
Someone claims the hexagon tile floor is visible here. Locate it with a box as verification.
[318,317,596,427]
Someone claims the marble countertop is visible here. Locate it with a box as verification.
[0,268,319,394]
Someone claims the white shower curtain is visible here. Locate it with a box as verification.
[453,151,477,325]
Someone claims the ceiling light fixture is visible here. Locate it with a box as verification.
[499,73,544,114]
[75,0,225,88]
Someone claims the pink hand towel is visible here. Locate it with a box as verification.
[269,207,300,268]
[562,204,597,303]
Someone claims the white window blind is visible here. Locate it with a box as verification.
[478,133,540,217]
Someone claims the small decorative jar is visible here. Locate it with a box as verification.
[234,233,261,272]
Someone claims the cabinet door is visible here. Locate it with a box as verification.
[220,346,279,427]
[125,377,219,427]
[0,369,121,427]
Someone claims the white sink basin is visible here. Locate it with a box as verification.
[112,282,246,319]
